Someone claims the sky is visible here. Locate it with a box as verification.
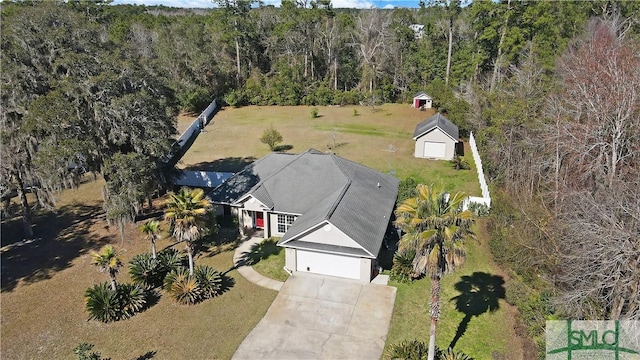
[111,0,422,9]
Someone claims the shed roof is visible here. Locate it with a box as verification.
[412,113,459,141]
[413,91,432,99]
[208,149,399,257]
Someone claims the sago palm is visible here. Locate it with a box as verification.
[140,220,161,259]
[164,187,211,276]
[395,184,473,360]
[91,244,123,291]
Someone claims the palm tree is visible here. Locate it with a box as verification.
[164,187,212,276]
[394,184,473,360]
[91,244,123,291]
[140,220,161,259]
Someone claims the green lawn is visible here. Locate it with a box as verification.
[250,238,289,283]
[180,104,480,196]
[382,220,523,359]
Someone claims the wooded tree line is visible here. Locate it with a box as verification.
[1,0,639,351]
[471,9,640,352]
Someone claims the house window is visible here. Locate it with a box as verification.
[277,214,296,233]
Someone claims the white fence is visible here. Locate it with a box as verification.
[464,132,491,211]
[175,98,218,148]
[165,98,219,166]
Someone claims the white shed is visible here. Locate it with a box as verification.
[413,113,459,160]
[412,92,433,109]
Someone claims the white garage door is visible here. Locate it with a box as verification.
[423,142,446,158]
[296,250,361,280]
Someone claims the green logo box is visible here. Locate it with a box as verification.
[546,320,640,359]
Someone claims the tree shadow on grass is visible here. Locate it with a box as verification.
[1,203,112,292]
[448,272,506,350]
[182,156,256,172]
[274,144,293,152]
[199,226,241,258]
[234,238,281,268]
[134,351,157,360]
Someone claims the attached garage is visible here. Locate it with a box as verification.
[296,250,362,280]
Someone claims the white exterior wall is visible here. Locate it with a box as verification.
[285,248,296,271]
[270,213,283,236]
[240,210,252,232]
[414,128,456,160]
[269,213,298,237]
[242,196,266,211]
[299,223,364,250]
[359,258,372,282]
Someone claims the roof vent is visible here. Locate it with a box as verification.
[377,182,381,188]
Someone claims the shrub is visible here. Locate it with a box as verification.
[85,282,119,322]
[129,253,161,289]
[163,265,228,304]
[73,342,105,360]
[386,339,432,360]
[386,341,473,360]
[179,86,212,113]
[85,282,146,322]
[164,267,202,305]
[334,89,363,105]
[390,248,416,283]
[311,107,319,118]
[116,283,147,318]
[194,265,224,299]
[441,347,475,360]
[450,155,471,170]
[223,89,247,107]
[129,249,186,289]
[468,202,490,217]
[260,125,283,151]
[156,248,186,278]
[397,177,420,205]
[353,109,359,116]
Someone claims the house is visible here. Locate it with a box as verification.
[209,149,399,282]
[412,91,432,109]
[409,24,425,39]
[413,113,459,160]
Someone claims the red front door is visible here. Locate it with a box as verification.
[255,212,264,228]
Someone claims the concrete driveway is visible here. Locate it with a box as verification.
[232,273,397,360]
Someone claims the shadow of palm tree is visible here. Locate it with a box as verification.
[133,350,157,360]
[235,238,280,268]
[449,272,506,350]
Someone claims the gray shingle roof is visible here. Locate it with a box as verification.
[412,113,459,140]
[208,152,295,205]
[208,149,399,258]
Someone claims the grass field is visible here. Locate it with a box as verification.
[382,219,527,359]
[179,104,480,196]
[1,179,277,359]
[1,104,518,359]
